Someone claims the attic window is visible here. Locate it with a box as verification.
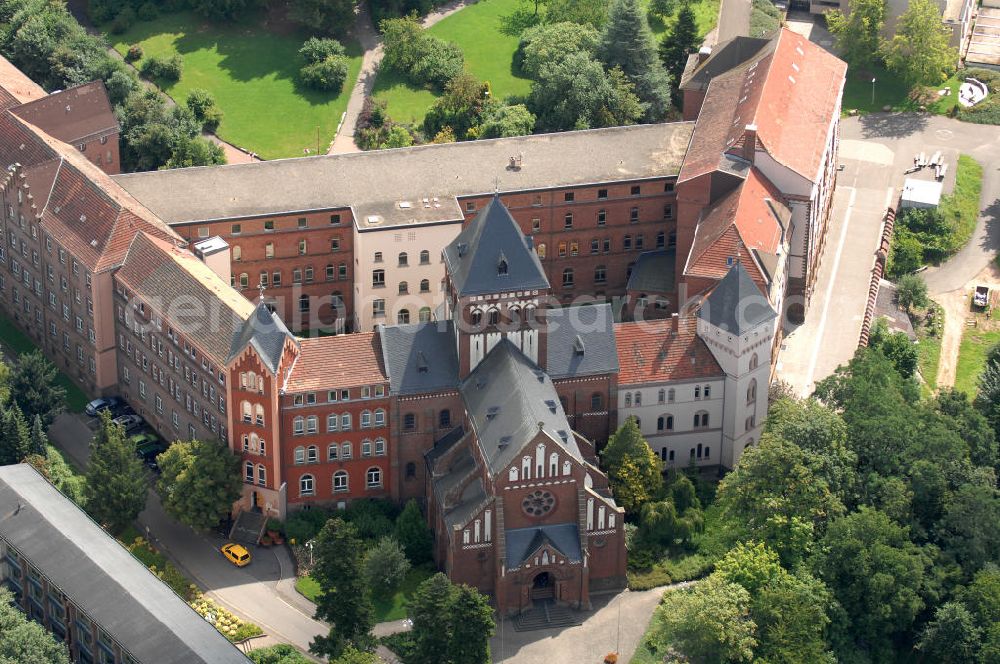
[486,406,500,420]
[497,255,508,276]
[534,370,545,383]
[572,335,585,356]
[544,400,557,413]
[499,436,511,448]
[476,376,487,389]
[557,430,569,443]
[726,256,734,266]
[416,351,429,374]
[457,242,468,257]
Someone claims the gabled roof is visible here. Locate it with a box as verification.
[679,28,846,185]
[460,339,580,477]
[285,333,386,392]
[228,301,297,375]
[379,321,459,396]
[116,232,254,366]
[614,317,724,385]
[0,464,250,664]
[626,249,677,294]
[697,261,777,335]
[679,36,774,92]
[11,81,119,145]
[0,54,45,105]
[505,524,582,569]
[443,196,549,297]
[545,303,620,379]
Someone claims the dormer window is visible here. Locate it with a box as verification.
[497,257,508,276]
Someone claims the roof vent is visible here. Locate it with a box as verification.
[90,239,97,248]
[456,242,468,257]
[545,399,557,413]
[365,215,383,226]
[416,351,429,373]
[398,201,412,209]
[497,252,508,276]
[498,436,511,449]
[557,430,569,443]
[534,370,545,383]
[65,105,71,113]
[572,335,585,356]
[486,406,500,420]
[80,214,86,223]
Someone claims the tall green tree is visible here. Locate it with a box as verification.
[310,518,375,659]
[446,585,495,664]
[289,0,357,36]
[248,643,313,663]
[529,52,645,131]
[10,350,65,428]
[0,587,69,663]
[409,573,454,662]
[394,499,433,565]
[916,601,982,662]
[0,402,31,466]
[517,21,599,77]
[659,2,698,86]
[84,412,148,535]
[936,482,1000,575]
[28,414,47,456]
[883,0,957,85]
[867,318,918,378]
[895,273,928,313]
[476,103,535,138]
[155,439,242,531]
[544,0,608,27]
[600,417,662,515]
[825,0,886,68]
[599,0,672,120]
[363,536,410,598]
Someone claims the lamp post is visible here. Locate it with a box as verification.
[871,77,876,107]
[306,539,314,566]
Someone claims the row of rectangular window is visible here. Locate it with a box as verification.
[205,214,344,238]
[463,182,675,213]
[294,439,386,463]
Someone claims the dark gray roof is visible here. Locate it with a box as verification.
[697,261,777,334]
[228,302,296,374]
[505,524,582,569]
[0,464,250,664]
[378,320,459,395]
[443,197,549,297]
[626,249,677,294]
[680,36,774,91]
[460,340,581,477]
[545,303,620,379]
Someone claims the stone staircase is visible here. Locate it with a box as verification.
[229,510,266,546]
[512,600,583,632]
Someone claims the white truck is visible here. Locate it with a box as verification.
[974,285,990,309]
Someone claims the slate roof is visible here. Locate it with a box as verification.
[0,464,250,664]
[228,301,297,375]
[614,317,724,385]
[697,261,777,335]
[626,249,677,294]
[116,232,255,366]
[443,196,549,297]
[285,333,386,392]
[11,81,119,145]
[460,340,581,477]
[379,320,459,396]
[505,524,583,569]
[679,36,774,92]
[111,123,694,227]
[545,303,619,379]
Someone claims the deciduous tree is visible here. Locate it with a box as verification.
[883,0,957,85]
[0,587,69,663]
[363,536,410,598]
[446,584,495,664]
[517,21,599,77]
[310,518,375,659]
[600,417,662,515]
[544,0,608,27]
[895,273,928,312]
[156,439,242,531]
[409,573,453,663]
[825,0,886,68]
[917,601,982,662]
[289,0,357,37]
[84,411,148,535]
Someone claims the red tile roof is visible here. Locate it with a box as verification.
[285,333,387,392]
[12,81,119,145]
[614,318,724,385]
[0,55,45,106]
[679,28,846,184]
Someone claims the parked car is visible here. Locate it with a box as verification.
[974,285,990,309]
[135,441,166,471]
[85,396,122,417]
[128,432,158,449]
[221,543,251,567]
[111,414,143,433]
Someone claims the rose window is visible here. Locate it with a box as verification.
[522,490,555,516]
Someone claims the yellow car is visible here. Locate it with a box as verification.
[221,543,251,567]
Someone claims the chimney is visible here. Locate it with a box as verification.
[671,312,679,335]
[697,46,712,64]
[742,124,757,163]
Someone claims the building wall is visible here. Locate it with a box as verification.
[390,391,463,502]
[552,374,616,449]
[169,208,355,333]
[78,131,121,176]
[229,349,283,518]
[281,386,392,509]
[353,221,461,331]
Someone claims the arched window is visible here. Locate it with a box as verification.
[498,258,508,276]
[694,411,709,428]
[361,410,372,428]
[232,245,242,261]
[624,392,632,407]
[242,434,249,452]
[419,279,430,293]
[306,416,318,434]
[403,413,416,431]
[509,466,519,482]
[419,307,431,322]
[749,353,759,371]
[341,413,351,430]
[259,439,266,455]
[470,310,482,327]
[704,385,711,398]
[257,464,266,486]
[257,375,264,392]
[549,452,559,476]
[398,281,408,294]
[439,410,451,428]
[562,267,574,287]
[333,470,348,492]
[374,408,386,426]
[294,446,305,464]
[341,442,352,459]
[508,306,521,324]
[657,415,674,431]
[747,379,757,405]
[488,308,500,325]
[327,414,338,432]
[362,439,372,457]
[697,443,703,458]
[398,309,410,324]
[522,456,531,480]
[591,393,603,410]
[366,467,382,488]
[242,401,252,423]
[328,443,338,461]
[307,445,317,462]
[255,404,264,426]
[419,250,430,264]
[244,461,253,481]
[375,438,386,456]
[293,416,304,435]
[694,385,701,399]
[398,252,408,266]
[537,243,546,259]
[562,460,571,476]
[299,474,314,496]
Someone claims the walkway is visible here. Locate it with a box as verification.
[327,0,478,153]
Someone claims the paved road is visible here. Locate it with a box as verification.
[714,0,751,44]
[47,413,328,658]
[778,114,1000,396]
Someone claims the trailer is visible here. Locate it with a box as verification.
[974,285,990,308]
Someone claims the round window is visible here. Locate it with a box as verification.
[522,490,555,517]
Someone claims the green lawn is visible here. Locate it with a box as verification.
[296,565,435,622]
[644,0,720,40]
[108,12,363,159]
[915,302,944,391]
[0,312,88,412]
[842,64,964,116]
[939,155,983,255]
[372,68,442,127]
[955,327,1000,397]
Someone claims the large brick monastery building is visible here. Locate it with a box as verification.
[0,29,845,612]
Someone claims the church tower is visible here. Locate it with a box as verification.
[442,196,551,378]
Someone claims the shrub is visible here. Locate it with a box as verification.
[137,1,159,20]
[380,15,463,89]
[140,54,183,83]
[110,6,136,34]
[286,507,334,544]
[409,41,463,88]
[364,537,410,597]
[299,37,347,64]
[125,44,144,63]
[344,498,397,540]
[299,57,350,91]
[186,88,223,131]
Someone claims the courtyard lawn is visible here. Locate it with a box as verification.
[109,12,363,159]
[954,327,1000,397]
[939,155,983,255]
[842,64,964,116]
[296,565,435,622]
[371,68,442,127]
[0,312,88,412]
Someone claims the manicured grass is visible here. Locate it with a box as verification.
[955,327,1000,396]
[296,565,435,622]
[939,155,983,255]
[372,68,442,127]
[644,0,720,40]
[0,312,88,412]
[108,12,363,159]
[842,63,964,116]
